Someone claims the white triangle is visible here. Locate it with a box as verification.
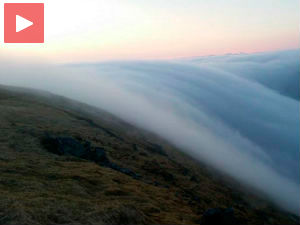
[16,15,33,33]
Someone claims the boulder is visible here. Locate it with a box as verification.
[42,136,141,180]
[42,137,86,158]
[90,147,110,165]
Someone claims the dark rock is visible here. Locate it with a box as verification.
[154,181,160,186]
[42,136,141,180]
[42,137,86,158]
[190,175,199,182]
[201,207,238,225]
[161,171,174,182]
[83,141,92,152]
[132,144,138,151]
[90,147,110,165]
[180,167,190,176]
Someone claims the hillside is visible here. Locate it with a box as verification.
[0,85,298,225]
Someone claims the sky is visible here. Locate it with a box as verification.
[0,0,299,62]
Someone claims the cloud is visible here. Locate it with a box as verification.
[0,50,299,214]
[185,49,300,100]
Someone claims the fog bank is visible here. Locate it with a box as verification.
[0,50,299,214]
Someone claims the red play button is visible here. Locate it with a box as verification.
[4,3,44,43]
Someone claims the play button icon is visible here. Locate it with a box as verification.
[16,15,34,33]
[4,3,44,43]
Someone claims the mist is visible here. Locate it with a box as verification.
[185,50,299,100]
[0,49,299,215]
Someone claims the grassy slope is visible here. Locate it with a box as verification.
[0,85,298,225]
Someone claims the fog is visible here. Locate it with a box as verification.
[185,50,299,100]
[0,50,299,214]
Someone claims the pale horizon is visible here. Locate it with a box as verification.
[0,0,299,63]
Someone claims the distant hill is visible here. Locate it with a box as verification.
[0,85,298,225]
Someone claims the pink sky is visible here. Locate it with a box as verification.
[0,0,299,63]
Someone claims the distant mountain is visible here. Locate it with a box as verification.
[0,85,298,225]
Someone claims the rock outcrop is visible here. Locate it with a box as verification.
[42,136,141,180]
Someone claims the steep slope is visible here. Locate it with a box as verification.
[0,85,298,225]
